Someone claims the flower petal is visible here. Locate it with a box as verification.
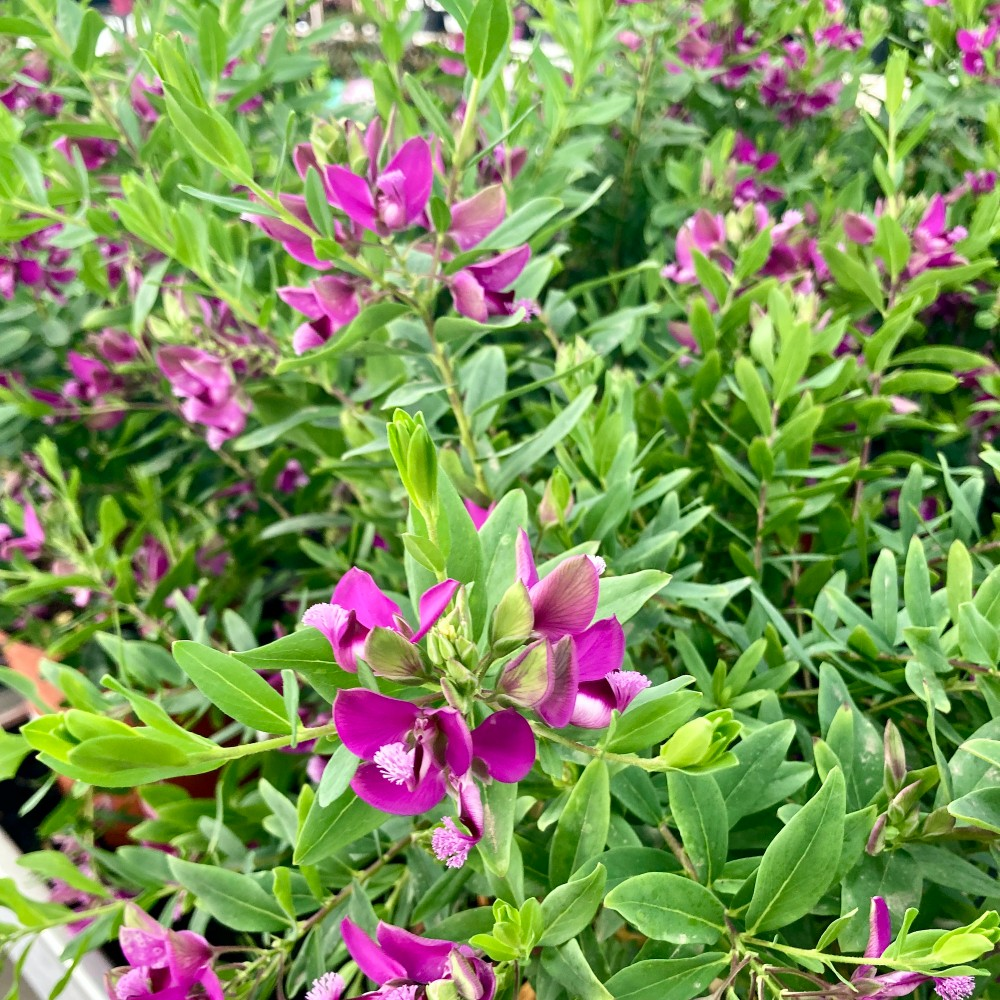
[569,681,615,729]
[450,270,488,323]
[334,689,419,759]
[383,137,433,223]
[529,555,600,639]
[465,245,531,291]
[515,529,538,588]
[472,710,535,782]
[311,276,361,326]
[433,707,474,776]
[278,285,323,319]
[341,918,408,985]
[865,896,892,960]
[332,567,401,630]
[302,603,367,672]
[324,165,378,231]
[498,641,549,706]
[573,617,625,681]
[376,922,453,983]
[351,760,447,814]
[412,578,460,643]
[538,636,579,728]
[448,186,506,251]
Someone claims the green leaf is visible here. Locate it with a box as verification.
[163,88,252,182]
[605,873,726,944]
[549,758,610,887]
[167,857,289,931]
[538,864,607,947]
[173,641,292,734]
[540,941,612,1000]
[484,197,562,249]
[18,851,109,898]
[605,684,700,755]
[667,772,728,886]
[735,356,772,435]
[495,386,597,492]
[595,571,672,624]
[745,768,846,932]
[234,629,351,703]
[277,303,410,372]
[465,0,512,79]
[903,535,933,628]
[0,732,30,780]
[294,788,388,866]
[603,954,729,1000]
[871,548,899,643]
[948,786,1000,834]
[959,603,999,668]
[479,778,517,878]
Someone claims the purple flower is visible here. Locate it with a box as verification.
[957,26,998,76]
[276,459,310,492]
[325,137,433,234]
[570,618,650,727]
[302,568,460,673]
[1,54,63,116]
[130,76,163,123]
[277,276,361,355]
[445,186,507,251]
[338,918,496,1000]
[54,135,118,171]
[333,690,534,842]
[843,212,877,245]
[851,897,976,999]
[463,499,495,530]
[156,345,249,449]
[450,245,531,322]
[245,194,334,270]
[90,329,140,365]
[0,504,44,561]
[515,530,603,641]
[908,195,967,276]
[0,224,75,301]
[108,904,223,1000]
[306,972,345,1000]
[661,210,728,285]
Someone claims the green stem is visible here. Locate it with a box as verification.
[741,936,955,973]
[194,722,338,763]
[530,722,673,772]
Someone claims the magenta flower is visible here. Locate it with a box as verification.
[63,352,126,428]
[0,224,75,301]
[440,34,466,76]
[333,691,534,830]
[109,904,223,1000]
[661,210,728,285]
[306,972,345,1000]
[843,212,876,245]
[569,617,650,728]
[446,185,507,251]
[156,345,249,450]
[463,499,495,530]
[618,30,643,51]
[450,245,531,322]
[0,504,44,561]
[908,195,967,276]
[957,26,998,76]
[278,276,361,355]
[90,329,140,365]
[276,459,310,492]
[54,135,117,171]
[245,194,333,269]
[130,75,163,122]
[851,897,975,999]
[515,530,603,641]
[324,136,433,234]
[302,568,460,673]
[338,918,496,1000]
[0,54,63,116]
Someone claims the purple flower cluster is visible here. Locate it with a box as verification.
[302,532,648,868]
[307,919,496,1000]
[250,121,532,354]
[0,223,75,301]
[0,53,63,116]
[156,345,249,449]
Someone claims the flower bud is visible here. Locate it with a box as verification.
[538,468,573,527]
[448,950,482,1000]
[490,581,534,651]
[426,979,460,1000]
[660,717,715,768]
[407,425,439,515]
[363,627,425,680]
[887,779,922,827]
[865,812,887,856]
[883,720,907,795]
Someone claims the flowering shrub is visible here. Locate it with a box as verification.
[3,0,1000,998]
